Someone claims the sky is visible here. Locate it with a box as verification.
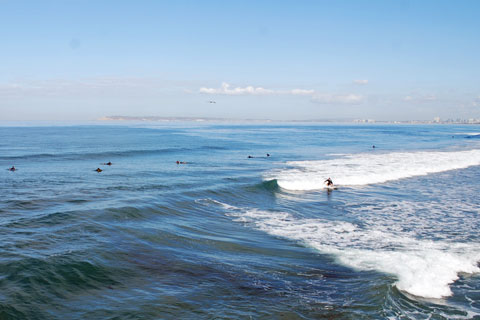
[0,0,479,121]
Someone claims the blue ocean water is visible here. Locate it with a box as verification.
[1,123,479,319]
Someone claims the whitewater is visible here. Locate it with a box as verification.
[268,149,480,190]
[252,147,480,301]
[214,201,480,299]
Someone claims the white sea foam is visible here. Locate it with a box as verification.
[210,201,480,299]
[457,132,480,136]
[267,149,480,190]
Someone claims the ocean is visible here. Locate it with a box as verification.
[1,123,479,319]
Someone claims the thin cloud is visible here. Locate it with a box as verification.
[472,96,480,107]
[0,77,180,97]
[353,79,369,85]
[199,83,364,105]
[403,94,437,103]
[199,82,315,96]
[290,89,315,95]
[199,82,274,95]
[423,95,437,101]
[312,93,364,104]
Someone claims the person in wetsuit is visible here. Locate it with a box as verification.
[324,177,333,187]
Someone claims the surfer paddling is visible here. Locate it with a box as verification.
[8,166,16,171]
[248,154,270,159]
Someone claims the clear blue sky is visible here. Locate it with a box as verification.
[1,0,479,121]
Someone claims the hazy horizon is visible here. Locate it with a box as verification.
[1,0,479,121]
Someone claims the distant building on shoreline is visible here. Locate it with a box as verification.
[99,115,480,125]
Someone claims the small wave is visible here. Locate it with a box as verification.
[0,147,192,161]
[266,149,480,190]
[207,200,480,299]
[456,132,480,137]
[201,145,228,150]
[452,132,480,139]
[465,135,480,139]
[256,179,280,192]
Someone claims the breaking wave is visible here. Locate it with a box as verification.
[266,149,480,190]
[205,200,480,299]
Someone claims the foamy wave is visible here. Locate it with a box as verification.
[211,201,480,299]
[458,132,480,137]
[267,149,480,190]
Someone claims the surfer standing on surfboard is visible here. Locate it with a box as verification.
[324,177,333,187]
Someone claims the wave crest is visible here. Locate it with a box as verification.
[207,200,480,299]
[266,149,480,190]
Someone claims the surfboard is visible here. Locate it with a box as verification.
[324,183,336,190]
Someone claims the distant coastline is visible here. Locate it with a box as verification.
[99,116,480,125]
